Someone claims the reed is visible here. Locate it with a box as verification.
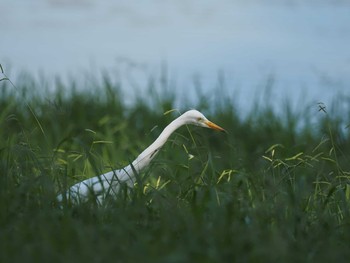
[0,68,349,262]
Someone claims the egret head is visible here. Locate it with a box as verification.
[182,110,225,132]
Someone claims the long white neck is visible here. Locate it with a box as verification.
[128,116,185,175]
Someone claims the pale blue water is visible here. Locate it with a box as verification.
[1,0,349,114]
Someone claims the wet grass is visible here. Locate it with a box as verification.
[0,70,350,262]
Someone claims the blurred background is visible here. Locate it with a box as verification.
[1,0,349,114]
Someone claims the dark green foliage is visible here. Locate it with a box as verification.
[0,72,350,263]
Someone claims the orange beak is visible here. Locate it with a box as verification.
[205,120,226,132]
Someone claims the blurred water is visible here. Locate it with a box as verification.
[1,0,350,114]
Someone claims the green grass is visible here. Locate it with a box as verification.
[0,69,350,262]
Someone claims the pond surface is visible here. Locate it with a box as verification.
[1,0,350,114]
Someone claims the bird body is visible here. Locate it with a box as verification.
[57,110,224,204]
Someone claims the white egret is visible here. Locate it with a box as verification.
[57,110,225,204]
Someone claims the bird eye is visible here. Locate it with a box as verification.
[197,117,203,122]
